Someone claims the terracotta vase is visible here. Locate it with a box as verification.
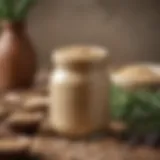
[0,21,37,90]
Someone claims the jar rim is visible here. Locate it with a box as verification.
[51,45,109,65]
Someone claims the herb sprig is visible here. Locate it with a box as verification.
[111,84,160,134]
[0,0,36,21]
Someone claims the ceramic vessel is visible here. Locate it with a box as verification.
[49,45,109,137]
[111,63,160,90]
[0,21,37,90]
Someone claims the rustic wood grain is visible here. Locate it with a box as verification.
[0,72,159,160]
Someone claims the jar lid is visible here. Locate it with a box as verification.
[52,45,109,66]
[111,64,160,89]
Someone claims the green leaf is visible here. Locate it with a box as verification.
[15,0,36,21]
[110,85,131,119]
[110,83,160,134]
[0,0,10,19]
[0,0,36,21]
[5,0,15,20]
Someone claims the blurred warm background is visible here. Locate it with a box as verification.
[28,0,160,68]
[0,1,160,159]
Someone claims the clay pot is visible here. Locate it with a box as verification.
[0,21,37,90]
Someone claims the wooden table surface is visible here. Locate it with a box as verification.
[31,136,160,160]
[0,70,159,160]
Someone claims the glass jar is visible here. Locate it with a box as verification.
[49,46,109,137]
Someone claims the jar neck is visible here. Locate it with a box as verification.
[54,61,107,73]
[1,20,26,33]
[55,63,93,72]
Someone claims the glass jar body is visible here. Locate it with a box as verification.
[49,63,109,137]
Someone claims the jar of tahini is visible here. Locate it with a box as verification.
[49,45,110,137]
